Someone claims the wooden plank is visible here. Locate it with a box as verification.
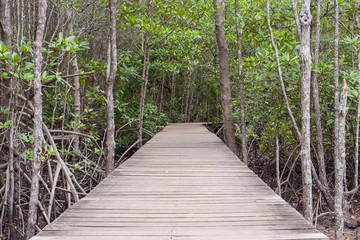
[32,123,328,240]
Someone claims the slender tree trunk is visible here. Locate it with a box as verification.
[291,0,336,212]
[47,163,61,221]
[335,80,348,240]
[138,0,153,148]
[299,0,313,223]
[213,0,237,154]
[67,10,81,151]
[290,0,313,222]
[16,0,20,45]
[333,1,344,238]
[138,34,151,148]
[159,75,165,114]
[353,50,360,192]
[276,132,281,196]
[105,0,117,175]
[266,0,301,141]
[234,0,248,165]
[188,74,196,122]
[0,0,12,46]
[2,2,15,236]
[72,57,81,149]
[311,0,328,188]
[184,70,193,121]
[347,11,360,196]
[171,74,176,100]
[25,0,47,238]
[0,0,12,109]
[7,69,18,239]
[170,73,176,113]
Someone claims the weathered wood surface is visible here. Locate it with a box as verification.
[32,123,328,239]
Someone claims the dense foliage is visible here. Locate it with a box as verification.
[1,0,360,239]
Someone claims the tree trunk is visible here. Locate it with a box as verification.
[353,50,360,192]
[267,0,301,141]
[291,0,337,213]
[0,0,12,45]
[171,74,176,100]
[347,12,360,196]
[138,34,151,148]
[67,9,81,151]
[170,73,176,113]
[105,0,117,175]
[213,0,237,154]
[290,0,313,222]
[298,0,313,223]
[234,0,248,165]
[188,73,196,122]
[276,132,281,196]
[335,80,348,240]
[311,0,328,188]
[0,0,12,109]
[184,70,193,121]
[25,0,47,238]
[138,0,153,148]
[6,63,18,239]
[333,1,344,238]
[159,75,165,114]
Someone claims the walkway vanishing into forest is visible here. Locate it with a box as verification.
[32,123,328,240]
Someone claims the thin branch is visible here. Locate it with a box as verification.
[116,140,139,167]
[43,71,95,86]
[49,129,101,149]
[267,0,301,140]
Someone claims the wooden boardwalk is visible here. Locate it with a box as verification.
[33,123,328,240]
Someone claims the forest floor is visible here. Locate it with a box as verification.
[317,197,360,240]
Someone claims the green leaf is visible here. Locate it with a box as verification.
[4,51,12,58]
[0,107,10,114]
[65,36,76,43]
[12,53,20,62]
[23,73,34,81]
[0,120,12,129]
[326,119,334,126]
[74,163,84,170]
[0,42,7,52]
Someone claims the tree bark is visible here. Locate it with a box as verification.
[335,80,348,240]
[138,32,151,148]
[188,73,196,122]
[184,70,193,121]
[347,12,360,196]
[276,133,281,196]
[333,1,344,238]
[234,0,248,165]
[353,50,360,192]
[159,75,165,114]
[105,0,117,175]
[290,0,313,222]
[66,9,81,151]
[267,0,301,140]
[213,0,237,154]
[171,74,176,100]
[291,0,337,213]
[298,0,313,223]
[311,0,328,188]
[25,0,47,238]
[0,0,12,109]
[6,65,18,239]
[0,0,12,45]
